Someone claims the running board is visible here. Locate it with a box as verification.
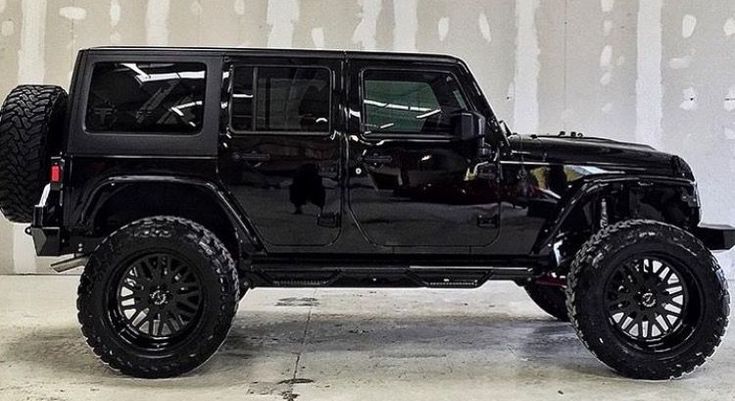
[246,265,534,288]
[50,254,88,273]
[272,279,333,287]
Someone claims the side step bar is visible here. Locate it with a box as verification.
[51,254,88,273]
[247,266,535,288]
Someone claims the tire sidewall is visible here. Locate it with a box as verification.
[30,88,66,200]
[78,217,238,377]
[0,85,68,222]
[569,221,729,378]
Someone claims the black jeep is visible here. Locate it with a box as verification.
[0,47,732,379]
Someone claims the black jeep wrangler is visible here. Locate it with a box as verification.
[0,47,732,380]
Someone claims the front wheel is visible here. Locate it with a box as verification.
[77,216,239,378]
[567,220,729,380]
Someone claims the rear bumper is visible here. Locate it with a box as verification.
[30,184,62,256]
[694,224,735,251]
[30,225,61,256]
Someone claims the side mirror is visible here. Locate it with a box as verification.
[452,111,486,141]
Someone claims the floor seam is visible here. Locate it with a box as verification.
[285,288,316,400]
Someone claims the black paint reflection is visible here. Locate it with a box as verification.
[221,136,340,246]
[348,137,501,248]
[290,163,325,215]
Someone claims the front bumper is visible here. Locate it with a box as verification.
[694,224,735,251]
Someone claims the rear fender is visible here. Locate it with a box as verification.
[77,175,262,256]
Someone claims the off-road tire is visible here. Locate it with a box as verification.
[77,216,239,378]
[525,281,570,321]
[566,219,729,380]
[0,85,67,222]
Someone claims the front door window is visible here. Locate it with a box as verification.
[362,70,468,137]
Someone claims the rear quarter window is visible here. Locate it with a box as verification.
[85,62,206,134]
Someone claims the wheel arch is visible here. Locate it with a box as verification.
[533,175,701,257]
[78,175,262,262]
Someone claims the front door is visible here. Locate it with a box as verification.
[220,56,342,247]
[347,62,500,249]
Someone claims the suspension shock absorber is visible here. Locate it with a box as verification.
[600,197,609,228]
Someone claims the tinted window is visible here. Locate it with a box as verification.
[362,70,468,136]
[230,66,330,133]
[230,67,254,131]
[86,62,206,133]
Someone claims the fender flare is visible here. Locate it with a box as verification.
[532,174,698,253]
[77,175,263,253]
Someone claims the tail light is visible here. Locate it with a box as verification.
[49,158,64,190]
[50,164,62,183]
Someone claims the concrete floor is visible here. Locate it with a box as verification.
[1,277,734,401]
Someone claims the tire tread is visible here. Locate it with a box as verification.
[77,216,239,378]
[566,219,729,379]
[0,85,67,222]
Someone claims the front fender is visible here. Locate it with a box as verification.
[532,174,699,254]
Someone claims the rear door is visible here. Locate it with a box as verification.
[219,56,343,247]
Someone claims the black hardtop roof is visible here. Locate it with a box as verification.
[85,46,465,65]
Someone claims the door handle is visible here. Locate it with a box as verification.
[360,154,393,164]
[477,213,499,228]
[317,211,340,228]
[236,152,271,162]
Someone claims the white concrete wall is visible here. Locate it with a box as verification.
[0,0,733,274]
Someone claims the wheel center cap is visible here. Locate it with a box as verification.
[151,290,168,306]
[641,292,656,308]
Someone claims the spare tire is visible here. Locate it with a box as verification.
[0,85,68,223]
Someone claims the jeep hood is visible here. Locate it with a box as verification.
[508,135,683,178]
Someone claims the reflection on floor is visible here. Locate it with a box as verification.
[0,276,733,401]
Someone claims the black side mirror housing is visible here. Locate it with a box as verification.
[452,111,486,141]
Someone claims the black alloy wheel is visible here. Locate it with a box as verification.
[110,252,204,348]
[604,256,698,353]
[567,220,729,379]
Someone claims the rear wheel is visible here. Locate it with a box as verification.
[524,275,569,321]
[567,220,729,379]
[0,85,67,222]
[77,216,239,378]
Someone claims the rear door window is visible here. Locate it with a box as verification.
[85,62,206,134]
[230,66,331,133]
